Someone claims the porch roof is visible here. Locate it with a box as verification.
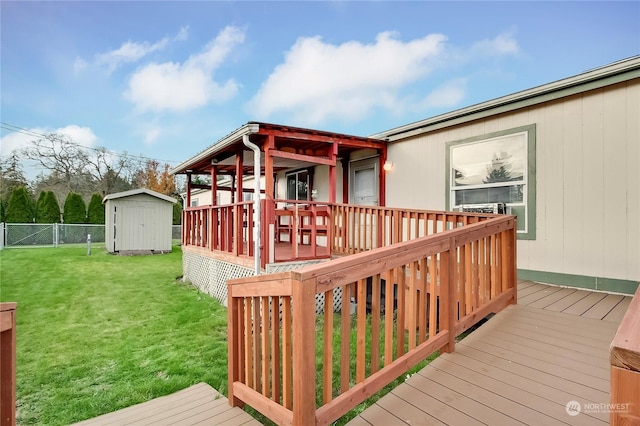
[170,121,387,176]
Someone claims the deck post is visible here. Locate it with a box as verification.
[440,238,457,353]
[0,302,17,426]
[227,289,240,407]
[292,277,317,425]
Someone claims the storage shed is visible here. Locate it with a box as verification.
[103,188,176,254]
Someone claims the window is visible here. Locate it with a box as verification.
[446,125,536,239]
[191,199,199,207]
[286,169,309,201]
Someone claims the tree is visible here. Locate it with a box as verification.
[0,199,6,222]
[5,186,35,223]
[87,147,138,195]
[484,151,514,184]
[134,160,177,196]
[87,193,105,224]
[35,191,47,218]
[36,191,61,223]
[63,192,87,224]
[172,201,182,225]
[0,153,28,202]
[21,133,89,193]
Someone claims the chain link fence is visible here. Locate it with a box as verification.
[0,223,182,249]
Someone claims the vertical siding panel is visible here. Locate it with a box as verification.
[526,106,547,273]
[581,89,605,278]
[562,97,584,275]
[603,85,629,280]
[544,101,565,273]
[626,82,640,281]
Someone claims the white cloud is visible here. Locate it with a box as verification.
[470,31,519,56]
[56,125,98,147]
[175,26,189,42]
[420,79,467,110]
[249,30,520,126]
[0,125,98,157]
[73,57,88,75]
[94,27,189,73]
[125,26,244,113]
[248,31,447,125]
[144,127,161,145]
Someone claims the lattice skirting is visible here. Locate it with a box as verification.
[182,251,345,314]
[182,251,254,306]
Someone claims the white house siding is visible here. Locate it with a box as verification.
[385,80,639,289]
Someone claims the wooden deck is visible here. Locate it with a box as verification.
[72,382,260,426]
[72,281,633,426]
[347,280,633,426]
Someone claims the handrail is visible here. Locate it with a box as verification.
[610,285,640,425]
[1,302,17,426]
[227,213,517,425]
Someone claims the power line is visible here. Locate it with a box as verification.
[0,122,180,165]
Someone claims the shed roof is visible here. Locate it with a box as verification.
[102,188,177,204]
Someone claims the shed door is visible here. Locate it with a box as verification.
[115,205,154,251]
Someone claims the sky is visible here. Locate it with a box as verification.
[1,1,639,178]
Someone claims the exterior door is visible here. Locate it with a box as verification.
[350,158,379,250]
[351,158,379,206]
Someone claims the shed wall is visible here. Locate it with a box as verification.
[105,194,173,253]
[386,80,639,289]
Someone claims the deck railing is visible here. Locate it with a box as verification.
[183,201,257,258]
[182,201,503,268]
[227,214,517,425]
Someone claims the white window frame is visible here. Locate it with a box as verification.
[446,125,536,240]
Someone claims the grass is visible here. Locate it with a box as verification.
[1,246,442,426]
[0,246,229,425]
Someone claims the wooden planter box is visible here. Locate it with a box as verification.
[610,286,640,425]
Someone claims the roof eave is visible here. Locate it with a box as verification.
[170,122,260,175]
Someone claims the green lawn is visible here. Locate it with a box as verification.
[0,246,229,426]
[1,246,440,426]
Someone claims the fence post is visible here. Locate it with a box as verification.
[0,223,4,251]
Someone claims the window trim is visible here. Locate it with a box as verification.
[445,124,536,240]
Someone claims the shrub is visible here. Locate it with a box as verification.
[172,202,182,225]
[87,193,105,224]
[36,191,61,223]
[63,192,87,224]
[5,186,35,223]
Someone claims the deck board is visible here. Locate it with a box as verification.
[347,282,634,426]
[72,383,258,426]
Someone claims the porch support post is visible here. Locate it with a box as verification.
[341,158,349,204]
[379,145,387,207]
[264,135,276,267]
[329,143,337,204]
[235,151,243,202]
[186,172,192,207]
[210,165,218,206]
